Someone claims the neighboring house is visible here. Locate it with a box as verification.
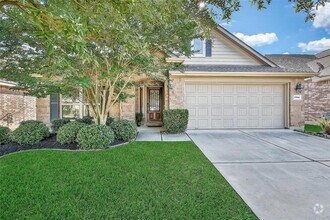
[0,80,36,129]
[305,50,330,121]
[1,26,316,129]
[266,50,330,122]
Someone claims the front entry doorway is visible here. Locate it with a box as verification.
[147,87,163,126]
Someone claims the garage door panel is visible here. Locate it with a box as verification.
[198,108,208,116]
[198,96,208,105]
[185,83,285,129]
[211,108,222,116]
[211,96,222,104]
[198,119,209,129]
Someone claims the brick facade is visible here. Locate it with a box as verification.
[0,86,36,129]
[305,79,330,121]
[36,96,51,125]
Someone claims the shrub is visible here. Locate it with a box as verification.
[20,120,43,125]
[11,122,50,145]
[163,109,189,133]
[77,124,114,149]
[135,113,143,125]
[325,126,330,135]
[110,120,137,141]
[304,124,323,133]
[106,117,115,126]
[317,118,330,131]
[0,126,11,145]
[57,122,86,145]
[51,118,70,133]
[76,116,93,124]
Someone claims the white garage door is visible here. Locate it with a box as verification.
[185,84,285,129]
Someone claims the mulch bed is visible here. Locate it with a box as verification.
[0,134,125,157]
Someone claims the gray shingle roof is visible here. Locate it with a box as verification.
[265,54,316,73]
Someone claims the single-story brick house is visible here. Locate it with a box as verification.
[1,26,318,129]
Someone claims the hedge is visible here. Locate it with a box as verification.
[110,120,137,141]
[11,121,50,145]
[77,124,114,149]
[163,109,189,133]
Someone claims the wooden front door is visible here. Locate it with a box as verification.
[147,88,162,122]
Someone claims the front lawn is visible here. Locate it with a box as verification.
[0,142,256,219]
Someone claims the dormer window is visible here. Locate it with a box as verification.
[192,39,205,57]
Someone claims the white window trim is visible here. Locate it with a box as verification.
[191,39,206,57]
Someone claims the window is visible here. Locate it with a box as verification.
[192,39,205,56]
[60,91,90,119]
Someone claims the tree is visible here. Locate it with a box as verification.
[0,0,327,124]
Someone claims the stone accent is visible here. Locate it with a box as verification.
[290,78,306,127]
[305,78,330,121]
[120,87,135,120]
[36,96,51,125]
[0,86,36,129]
[169,78,184,109]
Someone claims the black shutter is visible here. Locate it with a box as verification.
[205,39,212,57]
[50,94,59,120]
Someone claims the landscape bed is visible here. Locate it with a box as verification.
[302,124,330,139]
[0,134,125,157]
[0,141,256,219]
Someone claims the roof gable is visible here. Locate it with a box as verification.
[183,25,276,67]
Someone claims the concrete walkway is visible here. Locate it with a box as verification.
[136,127,190,141]
[187,129,330,220]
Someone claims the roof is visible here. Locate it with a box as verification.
[316,49,330,59]
[265,54,316,73]
[184,65,284,72]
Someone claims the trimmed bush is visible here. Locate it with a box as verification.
[0,126,11,145]
[110,120,137,141]
[20,120,43,125]
[106,117,115,126]
[57,122,86,145]
[77,124,114,149]
[51,118,70,133]
[76,116,93,125]
[163,109,189,133]
[325,126,330,135]
[11,122,50,145]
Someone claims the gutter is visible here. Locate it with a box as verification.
[169,71,317,78]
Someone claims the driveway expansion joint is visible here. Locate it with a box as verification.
[238,130,330,169]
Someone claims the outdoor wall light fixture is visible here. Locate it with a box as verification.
[295,82,304,93]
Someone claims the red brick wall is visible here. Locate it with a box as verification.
[0,86,36,129]
[305,79,330,121]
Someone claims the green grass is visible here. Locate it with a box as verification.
[0,142,256,219]
[304,124,323,133]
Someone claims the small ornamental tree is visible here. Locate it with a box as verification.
[0,0,326,124]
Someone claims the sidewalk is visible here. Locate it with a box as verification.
[136,126,190,141]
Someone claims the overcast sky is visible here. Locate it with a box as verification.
[215,1,330,55]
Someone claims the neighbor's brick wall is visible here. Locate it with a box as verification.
[305,79,330,121]
[0,86,36,129]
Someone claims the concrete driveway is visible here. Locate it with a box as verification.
[186,129,330,220]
